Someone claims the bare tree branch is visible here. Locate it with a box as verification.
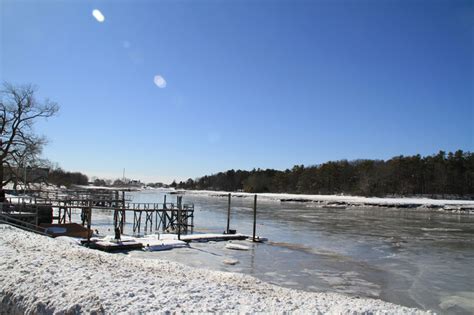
[0,82,59,188]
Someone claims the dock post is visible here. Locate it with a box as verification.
[226,193,231,234]
[87,201,92,246]
[177,196,182,240]
[113,209,118,230]
[113,191,119,229]
[162,195,167,232]
[191,207,194,233]
[155,203,158,231]
[252,194,257,242]
[121,191,126,234]
[67,202,71,223]
[35,206,39,227]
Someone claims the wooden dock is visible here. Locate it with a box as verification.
[83,233,255,252]
[9,190,195,238]
[3,188,265,248]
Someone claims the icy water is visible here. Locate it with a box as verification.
[84,190,474,314]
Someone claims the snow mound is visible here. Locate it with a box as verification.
[0,225,429,314]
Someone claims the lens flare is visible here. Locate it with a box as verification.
[92,9,105,23]
[153,75,167,88]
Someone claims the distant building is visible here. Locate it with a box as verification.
[127,179,143,187]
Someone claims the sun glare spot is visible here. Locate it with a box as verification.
[92,9,105,23]
[154,75,167,88]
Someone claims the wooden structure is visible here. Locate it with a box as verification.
[128,201,194,235]
[1,188,265,247]
[3,188,194,239]
[0,211,50,236]
[40,223,92,238]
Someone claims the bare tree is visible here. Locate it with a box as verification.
[0,83,59,189]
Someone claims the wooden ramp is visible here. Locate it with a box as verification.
[41,223,92,238]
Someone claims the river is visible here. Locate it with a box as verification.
[86,189,474,314]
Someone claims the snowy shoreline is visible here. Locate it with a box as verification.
[0,225,429,314]
[180,189,474,212]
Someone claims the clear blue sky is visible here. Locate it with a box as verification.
[1,0,473,183]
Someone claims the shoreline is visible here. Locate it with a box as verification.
[179,189,474,213]
[5,183,474,213]
[0,225,429,314]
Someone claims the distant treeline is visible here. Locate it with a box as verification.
[174,150,474,197]
[48,168,89,187]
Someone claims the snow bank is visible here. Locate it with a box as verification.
[183,189,474,209]
[0,225,429,314]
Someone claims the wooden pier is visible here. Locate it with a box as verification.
[1,188,264,249]
[3,189,195,239]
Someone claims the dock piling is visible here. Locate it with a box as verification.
[252,194,257,242]
[177,196,182,240]
[121,191,126,233]
[162,195,167,232]
[226,193,231,234]
[86,201,92,246]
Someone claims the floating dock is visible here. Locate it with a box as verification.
[82,233,258,252]
[85,237,144,252]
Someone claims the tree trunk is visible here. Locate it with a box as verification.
[0,162,3,190]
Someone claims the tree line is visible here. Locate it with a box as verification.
[2,83,472,196]
[175,150,474,197]
[48,168,89,187]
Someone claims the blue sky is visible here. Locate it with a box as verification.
[1,0,473,183]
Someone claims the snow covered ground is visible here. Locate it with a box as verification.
[0,225,430,314]
[182,189,474,210]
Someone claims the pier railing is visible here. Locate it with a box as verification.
[0,211,49,236]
